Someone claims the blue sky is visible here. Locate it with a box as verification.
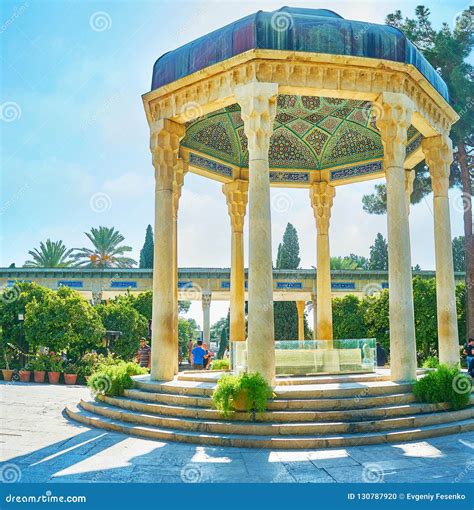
[0,0,469,327]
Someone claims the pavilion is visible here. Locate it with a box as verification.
[142,6,460,385]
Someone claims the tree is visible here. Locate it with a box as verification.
[364,6,473,338]
[363,289,390,354]
[24,240,74,268]
[412,277,438,358]
[96,301,148,360]
[332,295,368,339]
[139,225,154,269]
[275,223,300,269]
[72,226,137,268]
[24,286,105,360]
[274,223,309,340]
[452,236,466,272]
[369,233,388,270]
[217,310,230,359]
[210,315,229,343]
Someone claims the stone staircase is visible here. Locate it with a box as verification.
[66,372,474,449]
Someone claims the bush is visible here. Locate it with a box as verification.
[422,356,440,369]
[77,352,121,378]
[413,365,472,410]
[210,359,230,371]
[96,301,148,360]
[212,373,274,418]
[88,361,147,397]
[29,353,51,371]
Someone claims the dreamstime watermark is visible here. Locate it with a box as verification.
[89,374,112,396]
[1,102,22,123]
[180,282,203,301]
[182,102,203,123]
[0,285,20,304]
[454,459,474,483]
[453,192,472,215]
[270,11,294,32]
[4,490,87,504]
[89,192,112,213]
[180,464,203,483]
[89,11,112,32]
[451,6,473,31]
[271,192,293,213]
[0,1,29,34]
[362,462,384,483]
[83,90,122,129]
[362,282,383,297]
[452,373,472,395]
[0,463,22,483]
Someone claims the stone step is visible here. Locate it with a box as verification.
[123,387,417,410]
[65,403,474,449]
[104,395,464,423]
[176,372,391,385]
[132,376,413,399]
[79,399,474,436]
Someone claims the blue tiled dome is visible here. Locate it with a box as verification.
[151,6,448,101]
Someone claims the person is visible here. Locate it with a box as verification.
[376,342,387,367]
[191,340,206,370]
[224,345,230,361]
[136,338,151,368]
[202,342,213,370]
[187,338,193,364]
[464,338,474,374]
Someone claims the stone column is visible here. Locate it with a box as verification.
[150,119,185,381]
[235,82,278,384]
[223,180,249,342]
[202,291,211,344]
[310,182,336,345]
[296,301,305,341]
[171,160,187,374]
[311,294,317,340]
[405,169,415,215]
[375,92,416,382]
[422,135,460,366]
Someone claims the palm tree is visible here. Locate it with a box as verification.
[72,226,137,268]
[24,240,74,268]
[330,257,359,271]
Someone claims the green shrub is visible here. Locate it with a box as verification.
[48,354,64,372]
[413,365,472,410]
[422,356,440,369]
[212,372,274,418]
[29,354,49,371]
[77,352,121,378]
[210,359,230,371]
[88,361,147,397]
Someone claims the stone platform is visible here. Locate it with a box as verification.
[66,371,474,449]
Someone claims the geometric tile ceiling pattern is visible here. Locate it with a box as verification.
[181,95,422,171]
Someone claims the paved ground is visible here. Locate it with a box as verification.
[0,382,473,483]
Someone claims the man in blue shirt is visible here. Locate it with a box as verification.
[191,341,206,370]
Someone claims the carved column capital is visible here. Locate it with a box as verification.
[234,82,278,158]
[222,179,249,233]
[202,290,212,309]
[172,159,188,218]
[374,92,414,168]
[150,119,185,190]
[422,135,453,197]
[310,182,336,235]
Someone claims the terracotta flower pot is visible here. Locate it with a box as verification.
[64,373,78,385]
[48,371,60,384]
[19,370,31,382]
[2,369,14,381]
[232,390,249,412]
[34,370,46,383]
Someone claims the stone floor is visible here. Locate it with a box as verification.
[0,382,472,483]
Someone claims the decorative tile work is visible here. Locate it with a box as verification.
[305,128,329,157]
[330,160,383,181]
[270,129,315,169]
[270,171,309,183]
[189,153,233,177]
[181,95,421,180]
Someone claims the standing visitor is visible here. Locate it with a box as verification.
[464,338,474,374]
[136,338,151,368]
[191,341,206,370]
[376,342,387,367]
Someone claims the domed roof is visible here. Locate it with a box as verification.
[151,6,448,101]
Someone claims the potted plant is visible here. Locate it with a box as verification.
[47,354,63,384]
[64,362,79,385]
[30,354,48,383]
[19,363,32,382]
[211,372,275,418]
[1,345,15,382]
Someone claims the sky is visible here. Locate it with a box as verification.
[0,0,469,330]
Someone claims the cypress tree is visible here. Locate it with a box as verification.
[274,223,308,340]
[139,225,154,269]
